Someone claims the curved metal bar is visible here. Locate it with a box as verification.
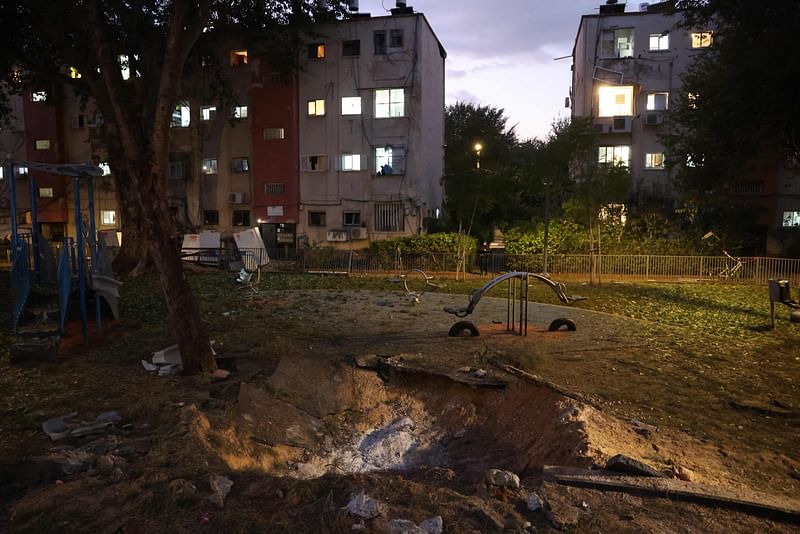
[443,272,580,318]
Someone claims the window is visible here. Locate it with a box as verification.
[301,155,328,171]
[598,85,633,117]
[691,31,713,48]
[265,183,285,195]
[307,99,325,116]
[171,101,191,127]
[374,201,404,232]
[601,28,634,58]
[343,211,361,226]
[649,33,669,51]
[233,210,251,226]
[646,92,669,111]
[204,210,219,225]
[263,127,285,140]
[71,114,85,128]
[343,39,360,57]
[688,92,699,109]
[31,91,47,102]
[782,211,800,227]
[35,139,50,150]
[231,157,249,173]
[39,188,54,198]
[168,158,184,179]
[202,158,218,174]
[119,55,131,80]
[308,43,325,59]
[341,154,362,171]
[734,181,763,194]
[374,31,387,55]
[101,210,116,225]
[308,211,326,226]
[201,105,217,121]
[375,146,405,175]
[686,153,704,168]
[341,96,362,115]
[231,49,248,66]
[598,146,630,166]
[232,105,248,119]
[17,166,29,176]
[390,29,404,48]
[69,67,81,79]
[645,152,665,169]
[99,162,112,176]
[375,88,404,118]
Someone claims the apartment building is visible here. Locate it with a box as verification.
[572,1,800,254]
[0,2,446,251]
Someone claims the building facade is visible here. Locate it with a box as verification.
[0,3,445,251]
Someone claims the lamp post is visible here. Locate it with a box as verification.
[542,179,551,277]
[473,142,482,170]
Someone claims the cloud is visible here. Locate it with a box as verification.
[446,89,480,104]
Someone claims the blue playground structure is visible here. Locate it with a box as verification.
[5,159,119,362]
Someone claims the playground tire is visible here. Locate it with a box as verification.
[448,321,480,337]
[548,318,577,332]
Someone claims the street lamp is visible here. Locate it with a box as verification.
[473,142,482,169]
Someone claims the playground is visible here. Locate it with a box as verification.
[1,270,799,532]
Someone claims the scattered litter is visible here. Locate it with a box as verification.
[485,468,520,488]
[141,360,158,372]
[469,368,487,379]
[212,369,231,380]
[42,411,122,441]
[142,341,218,376]
[152,344,181,365]
[525,492,543,512]
[343,490,382,519]
[209,474,234,508]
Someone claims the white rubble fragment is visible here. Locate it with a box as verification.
[343,490,382,519]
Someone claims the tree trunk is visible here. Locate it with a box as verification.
[112,173,154,275]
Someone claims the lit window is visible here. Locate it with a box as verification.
[645,152,665,169]
[35,139,50,150]
[101,210,116,225]
[374,201,403,232]
[691,32,713,48]
[341,154,362,171]
[343,40,360,57]
[233,105,248,119]
[341,96,362,115]
[688,92,699,109]
[231,49,248,66]
[202,158,218,174]
[646,92,669,111]
[782,211,800,227]
[308,99,325,116]
[375,89,404,118]
[231,157,249,173]
[601,28,634,58]
[308,211,326,226]
[171,101,191,127]
[32,91,47,102]
[390,29,404,48]
[344,211,361,226]
[39,188,54,198]
[374,31,387,55]
[301,155,328,171]
[0,167,3,179]
[17,166,29,176]
[375,146,405,175]
[263,127,285,140]
[119,55,130,80]
[308,43,325,59]
[649,33,669,51]
[99,162,112,175]
[69,67,81,79]
[598,86,634,117]
[598,146,630,166]
[201,106,217,121]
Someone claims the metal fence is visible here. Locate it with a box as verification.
[185,248,800,286]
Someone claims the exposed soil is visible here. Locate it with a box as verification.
[1,285,799,533]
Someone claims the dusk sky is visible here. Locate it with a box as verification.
[357,0,616,141]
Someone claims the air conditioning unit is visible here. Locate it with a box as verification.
[326,230,349,242]
[612,116,632,133]
[645,112,664,125]
[350,227,368,240]
[227,192,249,204]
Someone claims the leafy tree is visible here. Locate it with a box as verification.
[443,102,519,239]
[0,0,345,373]
[663,1,800,198]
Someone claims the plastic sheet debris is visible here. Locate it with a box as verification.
[42,411,122,440]
[142,341,217,376]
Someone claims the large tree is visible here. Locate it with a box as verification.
[663,0,800,198]
[0,0,344,373]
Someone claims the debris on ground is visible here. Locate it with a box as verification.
[485,468,521,488]
[388,517,443,534]
[606,454,666,478]
[41,411,122,440]
[209,474,234,508]
[343,490,382,519]
[525,492,543,512]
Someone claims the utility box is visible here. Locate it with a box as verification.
[768,279,791,303]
